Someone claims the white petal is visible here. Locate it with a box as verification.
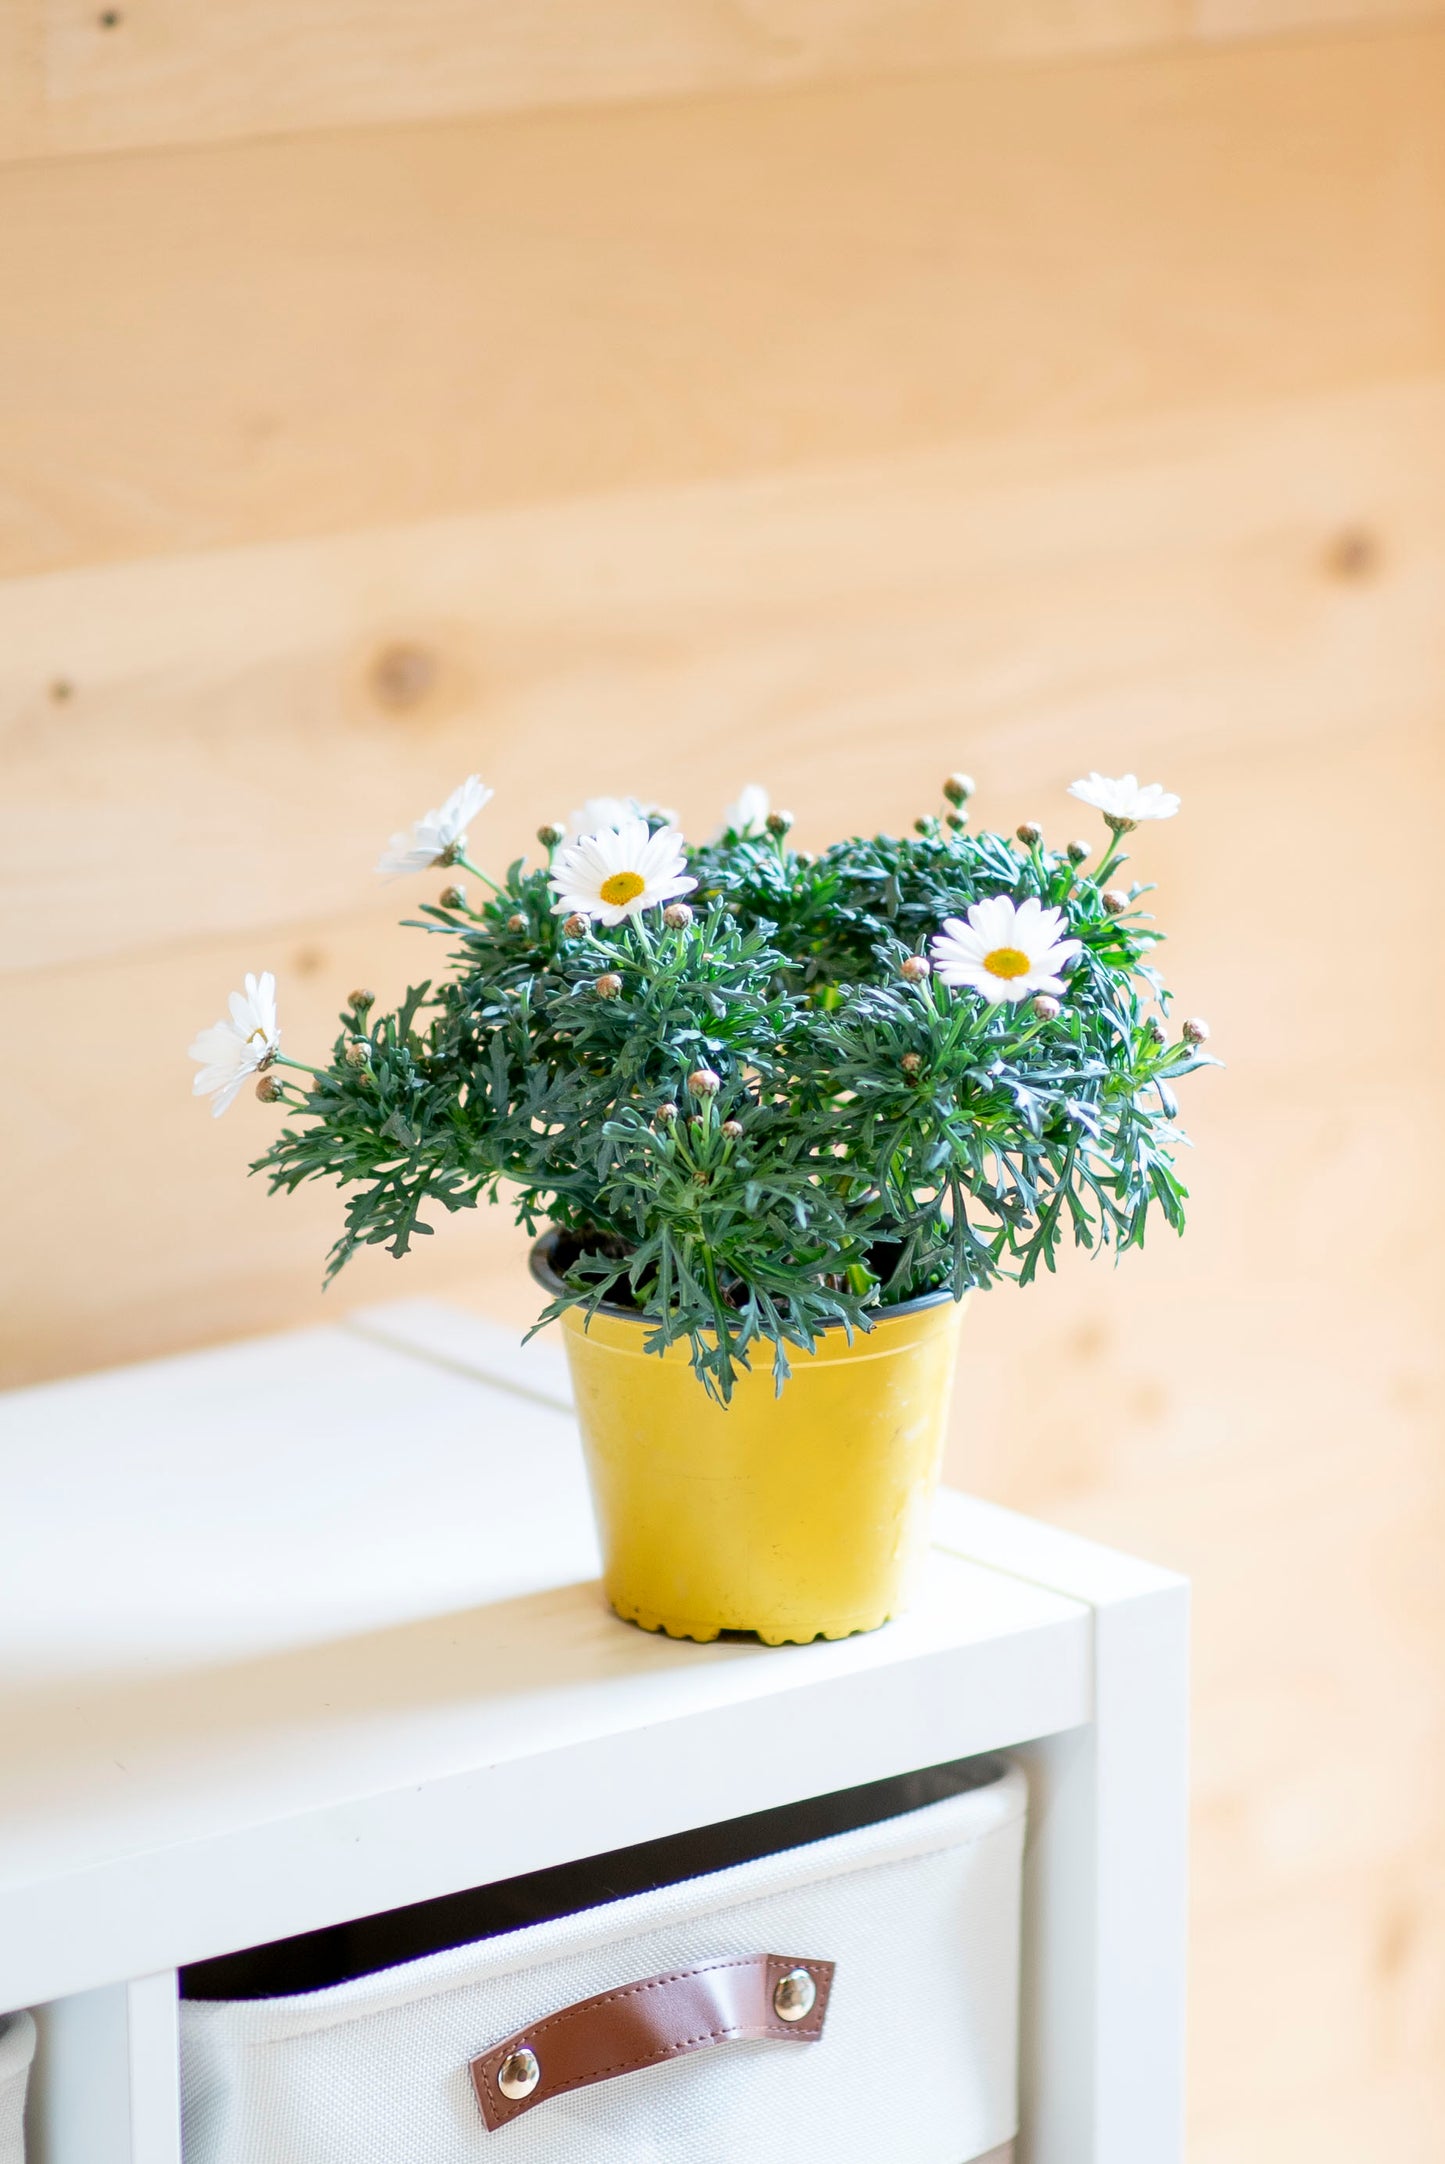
[934,958,989,992]
[209,1073,248,1118]
[930,927,983,971]
[193,1063,234,1095]
[442,775,492,837]
[965,894,1019,946]
[617,816,654,857]
[189,1021,236,1065]
[570,796,642,838]
[722,783,769,835]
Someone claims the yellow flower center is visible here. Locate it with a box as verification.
[600,870,646,907]
[247,1027,269,1047]
[983,945,1031,980]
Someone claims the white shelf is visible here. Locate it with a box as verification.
[0,1298,1188,2164]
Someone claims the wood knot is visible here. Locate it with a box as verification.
[368,641,439,714]
[1322,525,1382,584]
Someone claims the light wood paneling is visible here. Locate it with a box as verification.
[3,371,1441,1372]
[1198,0,1445,31]
[2,30,1443,581]
[4,377,1441,981]
[20,0,1184,161]
[7,0,1445,163]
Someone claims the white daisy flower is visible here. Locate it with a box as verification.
[1067,772,1180,829]
[718,783,770,838]
[189,971,281,1117]
[550,817,698,927]
[376,774,492,878]
[570,795,641,837]
[567,795,679,839]
[930,896,1081,1005]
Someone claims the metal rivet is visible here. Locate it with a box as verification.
[497,2047,540,2101]
[772,1967,816,2022]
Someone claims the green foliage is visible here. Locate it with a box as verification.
[254,794,1216,1399]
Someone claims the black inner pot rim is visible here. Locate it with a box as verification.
[528,1228,960,1330]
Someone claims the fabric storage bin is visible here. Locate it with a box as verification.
[181,1756,1025,2164]
[0,2010,36,2164]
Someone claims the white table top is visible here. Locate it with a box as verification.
[0,1300,1111,2009]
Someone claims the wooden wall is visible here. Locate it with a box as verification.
[3,7,1444,2156]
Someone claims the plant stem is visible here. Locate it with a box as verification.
[453,853,505,897]
[1094,827,1132,886]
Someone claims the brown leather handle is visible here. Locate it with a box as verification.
[469,1952,835,2130]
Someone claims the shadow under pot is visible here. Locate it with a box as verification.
[530,1229,965,1646]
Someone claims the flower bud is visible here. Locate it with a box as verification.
[687,1067,721,1098]
[594,972,623,999]
[343,1039,369,1067]
[663,901,694,929]
[1016,821,1042,847]
[1101,888,1129,916]
[536,822,567,849]
[1145,1015,1166,1045]
[765,809,794,837]
[945,812,964,831]
[1182,1016,1211,1044]
[901,1051,923,1075]
[439,883,467,910]
[348,987,375,1013]
[255,1074,284,1102]
[562,912,587,938]
[1066,839,1091,864]
[901,955,931,982]
[1031,994,1062,1021]
[943,772,975,807]
[722,1119,744,1138]
[913,816,935,837]
[655,1101,679,1125]
[506,912,528,933]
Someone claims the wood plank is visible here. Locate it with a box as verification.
[1197,0,1445,33]
[2,377,1441,977]
[0,902,537,1390]
[0,6,45,163]
[13,1,1445,164]
[1,30,1443,579]
[24,0,1186,162]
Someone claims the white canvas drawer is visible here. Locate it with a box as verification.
[181,1762,1025,2164]
[0,2011,35,2164]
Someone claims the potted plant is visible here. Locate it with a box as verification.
[191,770,1214,1644]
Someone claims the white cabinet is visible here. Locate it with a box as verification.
[0,1299,1187,2162]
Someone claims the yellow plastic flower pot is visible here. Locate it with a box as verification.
[533,1236,965,1645]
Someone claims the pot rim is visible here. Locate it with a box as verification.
[528,1226,959,1330]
